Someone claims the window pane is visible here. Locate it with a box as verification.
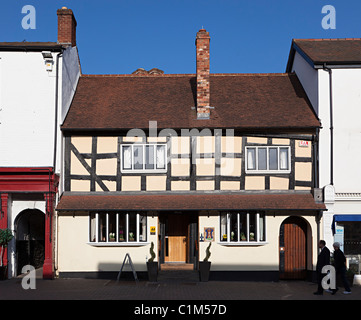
[156,145,166,169]
[342,222,361,255]
[220,213,227,241]
[269,148,278,170]
[98,213,106,242]
[122,146,132,170]
[139,214,147,242]
[90,214,96,242]
[249,213,257,241]
[247,148,256,170]
[108,214,116,242]
[133,146,143,170]
[145,145,154,170]
[118,214,126,242]
[258,148,267,170]
[230,213,238,242]
[239,213,247,241]
[128,214,137,242]
[259,213,266,242]
[279,148,289,170]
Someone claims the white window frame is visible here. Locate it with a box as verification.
[245,146,291,174]
[88,212,149,246]
[219,212,267,246]
[121,143,167,173]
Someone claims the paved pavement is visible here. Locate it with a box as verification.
[1,275,360,301]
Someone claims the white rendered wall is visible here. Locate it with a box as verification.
[331,68,361,193]
[0,51,57,168]
[291,51,319,114]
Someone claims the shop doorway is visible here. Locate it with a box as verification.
[15,209,45,276]
[159,212,198,268]
[279,216,308,280]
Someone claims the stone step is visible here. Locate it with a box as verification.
[157,270,200,283]
[160,263,194,271]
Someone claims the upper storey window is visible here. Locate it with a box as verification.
[121,144,167,173]
[246,146,290,174]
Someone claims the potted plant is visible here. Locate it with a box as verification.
[0,228,14,280]
[109,233,115,242]
[146,242,158,282]
[199,242,211,282]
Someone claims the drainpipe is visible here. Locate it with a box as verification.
[53,51,62,276]
[322,64,334,186]
[53,51,63,172]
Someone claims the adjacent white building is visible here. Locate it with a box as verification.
[287,39,361,273]
[0,7,80,279]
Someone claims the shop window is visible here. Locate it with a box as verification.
[121,144,167,172]
[220,212,266,243]
[89,213,147,244]
[338,222,361,255]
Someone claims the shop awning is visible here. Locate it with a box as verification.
[332,214,361,234]
[56,192,326,212]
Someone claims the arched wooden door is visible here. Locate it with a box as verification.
[279,217,307,280]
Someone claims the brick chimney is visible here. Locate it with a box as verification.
[57,7,77,47]
[195,29,211,119]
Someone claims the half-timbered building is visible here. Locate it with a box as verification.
[56,29,326,281]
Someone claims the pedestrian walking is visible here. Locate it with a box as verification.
[314,240,330,295]
[331,242,351,295]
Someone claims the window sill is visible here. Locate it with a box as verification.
[245,170,290,175]
[217,242,268,246]
[87,242,150,247]
[121,170,167,174]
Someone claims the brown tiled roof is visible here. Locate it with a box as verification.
[56,192,326,212]
[287,38,361,70]
[61,73,320,131]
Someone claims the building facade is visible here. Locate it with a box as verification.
[0,8,80,279]
[56,28,325,281]
[288,39,361,273]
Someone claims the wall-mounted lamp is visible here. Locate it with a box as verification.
[41,51,53,71]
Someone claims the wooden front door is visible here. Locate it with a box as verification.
[165,214,189,262]
[279,217,307,280]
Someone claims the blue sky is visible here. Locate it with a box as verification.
[1,1,360,74]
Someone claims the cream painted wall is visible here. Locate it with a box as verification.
[57,214,158,273]
[57,212,318,273]
[198,212,318,272]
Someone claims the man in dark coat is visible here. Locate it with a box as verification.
[331,242,351,295]
[314,240,330,295]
